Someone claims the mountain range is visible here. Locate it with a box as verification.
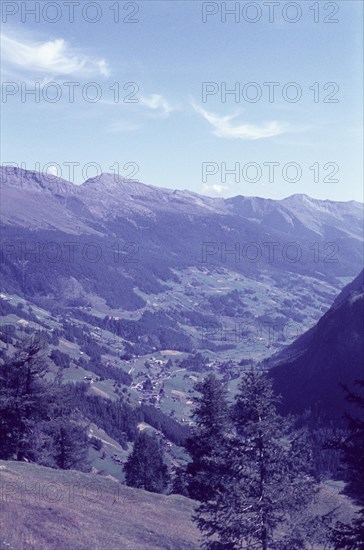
[1,166,363,360]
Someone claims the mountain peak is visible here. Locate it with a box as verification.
[0,165,75,195]
[82,172,163,199]
[83,172,138,188]
[1,167,362,238]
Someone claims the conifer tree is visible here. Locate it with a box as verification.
[331,381,364,549]
[185,373,229,501]
[0,341,90,470]
[124,431,169,493]
[194,370,319,549]
[0,340,49,461]
[44,376,90,470]
[172,466,190,497]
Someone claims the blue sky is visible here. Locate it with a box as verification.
[1,0,363,201]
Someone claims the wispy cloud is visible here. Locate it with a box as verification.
[192,103,288,140]
[1,32,110,77]
[102,93,173,132]
[140,94,174,117]
[100,93,174,120]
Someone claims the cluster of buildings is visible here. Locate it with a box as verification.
[132,379,164,408]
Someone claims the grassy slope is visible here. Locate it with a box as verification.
[0,461,358,550]
[0,461,200,550]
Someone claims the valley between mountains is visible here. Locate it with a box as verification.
[0,166,363,527]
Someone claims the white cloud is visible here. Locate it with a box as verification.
[140,94,173,117]
[1,32,110,77]
[46,165,59,177]
[202,183,229,196]
[192,103,288,140]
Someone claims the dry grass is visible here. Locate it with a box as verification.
[0,461,200,550]
[0,462,356,550]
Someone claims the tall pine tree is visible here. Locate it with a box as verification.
[0,340,49,461]
[194,370,319,549]
[124,431,169,493]
[0,341,90,470]
[44,376,90,470]
[185,374,229,501]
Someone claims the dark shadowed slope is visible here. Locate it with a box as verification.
[268,269,364,419]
